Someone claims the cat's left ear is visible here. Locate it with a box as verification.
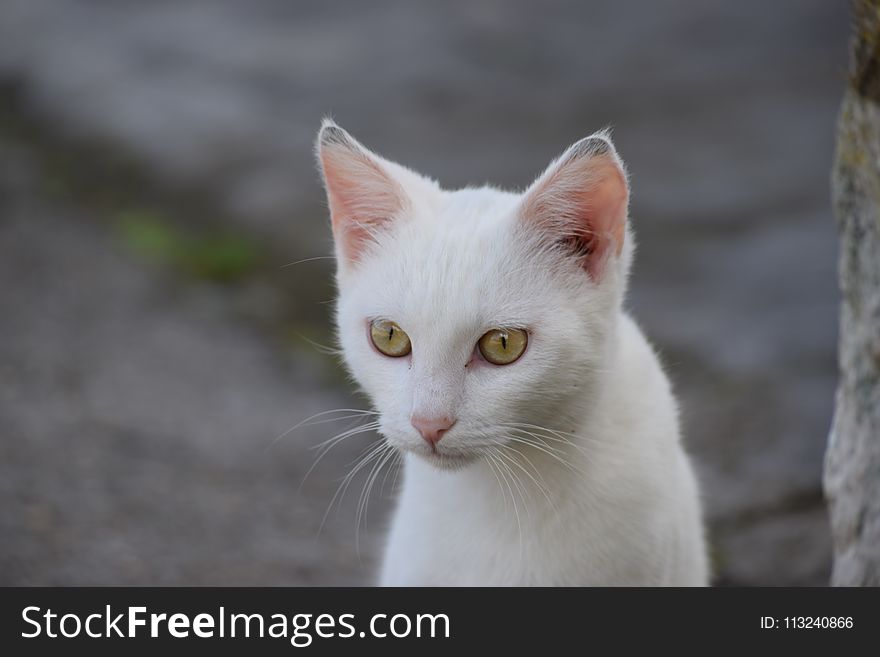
[518,132,629,281]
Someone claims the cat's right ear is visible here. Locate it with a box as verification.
[316,120,410,267]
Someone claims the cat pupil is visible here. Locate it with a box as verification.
[388,326,394,341]
[501,334,507,350]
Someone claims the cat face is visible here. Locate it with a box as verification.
[317,121,631,469]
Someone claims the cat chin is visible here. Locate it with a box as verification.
[406,448,479,472]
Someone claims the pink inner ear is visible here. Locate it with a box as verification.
[320,144,405,263]
[521,149,628,280]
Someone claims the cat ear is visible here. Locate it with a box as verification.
[316,120,410,265]
[519,132,629,281]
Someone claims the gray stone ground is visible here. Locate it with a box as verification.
[0,143,387,585]
[0,0,848,585]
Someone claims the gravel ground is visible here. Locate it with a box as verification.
[0,0,848,585]
[0,141,393,585]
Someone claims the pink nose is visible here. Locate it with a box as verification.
[411,415,456,446]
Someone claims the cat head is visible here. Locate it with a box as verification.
[317,120,632,469]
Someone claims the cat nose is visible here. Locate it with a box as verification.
[411,415,456,446]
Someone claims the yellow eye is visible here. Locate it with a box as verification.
[370,319,412,357]
[478,328,528,365]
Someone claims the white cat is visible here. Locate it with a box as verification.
[316,120,708,586]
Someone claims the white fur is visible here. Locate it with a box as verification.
[318,121,708,586]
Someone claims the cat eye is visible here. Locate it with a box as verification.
[478,328,528,365]
[370,319,412,357]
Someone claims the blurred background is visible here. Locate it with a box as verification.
[0,0,848,585]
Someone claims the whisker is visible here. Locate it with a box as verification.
[268,407,378,451]
[317,440,387,537]
[493,448,538,521]
[483,453,509,512]
[482,455,508,513]
[506,421,633,450]
[298,421,381,491]
[503,421,584,442]
[501,431,569,457]
[488,447,524,560]
[380,450,403,496]
[493,443,554,507]
[355,446,396,554]
[503,432,586,474]
[391,451,405,492]
[311,420,381,451]
[281,255,337,268]
[506,424,638,470]
[296,334,343,357]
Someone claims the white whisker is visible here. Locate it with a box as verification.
[298,421,381,491]
[281,255,337,268]
[267,407,378,451]
[488,447,524,560]
[355,446,396,554]
[494,443,554,507]
[317,440,387,538]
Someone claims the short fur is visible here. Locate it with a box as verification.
[316,120,708,586]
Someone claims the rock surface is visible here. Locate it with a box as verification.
[825,0,880,587]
